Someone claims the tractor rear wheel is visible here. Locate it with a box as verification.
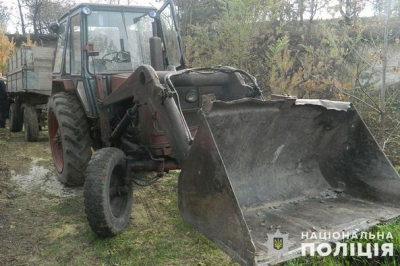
[9,103,23,132]
[24,106,39,142]
[84,148,133,237]
[47,92,92,187]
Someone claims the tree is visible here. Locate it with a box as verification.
[184,0,273,67]
[338,0,365,25]
[37,0,74,34]
[18,0,26,35]
[371,0,385,14]
[307,0,329,23]
[0,28,14,75]
[22,0,74,34]
[174,0,227,37]
[0,1,10,29]
[24,0,42,34]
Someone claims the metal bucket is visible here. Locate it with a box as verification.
[178,98,400,265]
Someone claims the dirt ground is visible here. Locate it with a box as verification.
[0,127,236,266]
[0,128,81,265]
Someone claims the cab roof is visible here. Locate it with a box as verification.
[59,3,157,21]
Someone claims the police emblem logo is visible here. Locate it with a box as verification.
[274,237,283,250]
[265,229,290,258]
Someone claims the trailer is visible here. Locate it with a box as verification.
[7,45,55,141]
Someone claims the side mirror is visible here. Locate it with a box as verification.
[49,22,60,34]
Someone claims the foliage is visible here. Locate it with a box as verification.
[21,0,74,34]
[174,0,226,36]
[184,0,265,68]
[22,34,36,46]
[0,28,14,75]
[183,0,291,95]
[395,165,400,173]
[0,0,9,29]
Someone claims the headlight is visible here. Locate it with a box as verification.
[82,6,92,15]
[185,91,198,103]
[149,11,157,18]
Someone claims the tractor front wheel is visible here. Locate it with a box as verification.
[84,148,133,237]
[47,92,92,186]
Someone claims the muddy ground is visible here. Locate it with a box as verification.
[0,128,61,265]
[0,127,235,266]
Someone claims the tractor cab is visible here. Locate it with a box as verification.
[86,8,155,74]
[51,1,184,118]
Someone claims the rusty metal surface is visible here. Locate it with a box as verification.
[102,71,137,107]
[123,66,192,165]
[178,98,400,265]
[110,73,131,92]
[104,66,259,161]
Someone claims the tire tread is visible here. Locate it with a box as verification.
[24,106,39,142]
[9,103,23,132]
[84,148,132,237]
[48,92,92,186]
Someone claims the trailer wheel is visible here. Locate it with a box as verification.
[47,92,92,187]
[84,148,133,237]
[9,103,23,132]
[23,106,40,142]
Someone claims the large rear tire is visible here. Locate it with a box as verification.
[9,103,23,132]
[24,106,39,142]
[47,92,92,187]
[84,148,133,237]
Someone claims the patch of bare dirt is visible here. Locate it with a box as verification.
[0,127,81,265]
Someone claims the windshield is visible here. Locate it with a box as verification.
[87,10,153,74]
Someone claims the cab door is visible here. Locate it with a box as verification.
[53,19,69,76]
[156,0,185,69]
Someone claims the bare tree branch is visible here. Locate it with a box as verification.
[297,57,381,113]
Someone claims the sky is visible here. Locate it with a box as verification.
[6,0,162,33]
[6,0,375,34]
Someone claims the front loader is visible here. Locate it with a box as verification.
[47,1,400,265]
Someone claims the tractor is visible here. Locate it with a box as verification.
[47,1,400,265]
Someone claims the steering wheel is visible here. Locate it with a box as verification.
[102,51,131,63]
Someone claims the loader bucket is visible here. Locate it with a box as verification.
[178,98,400,265]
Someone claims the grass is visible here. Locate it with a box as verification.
[32,172,237,266]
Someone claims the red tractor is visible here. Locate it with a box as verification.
[47,1,400,265]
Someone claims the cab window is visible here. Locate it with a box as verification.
[53,21,68,73]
